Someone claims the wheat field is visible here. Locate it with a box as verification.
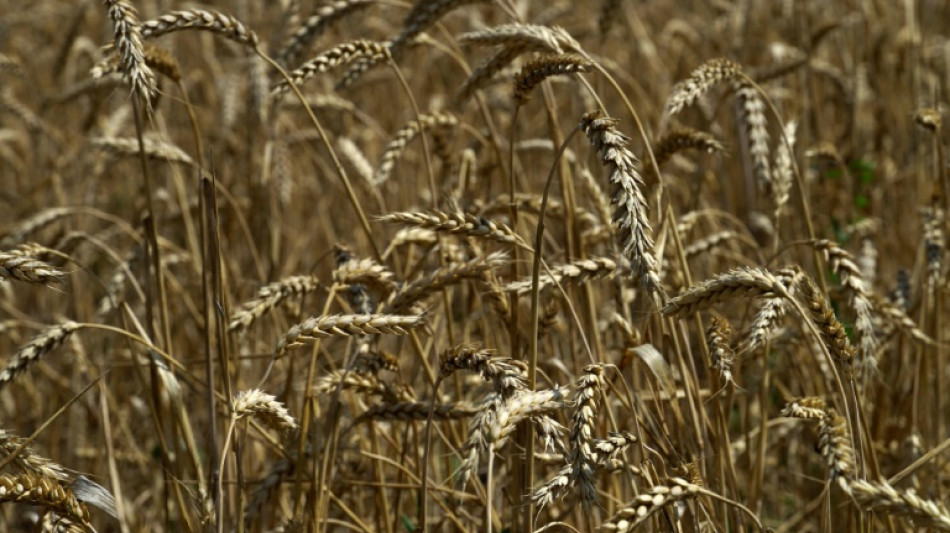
[0,0,948,531]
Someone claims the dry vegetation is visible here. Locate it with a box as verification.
[1,0,950,531]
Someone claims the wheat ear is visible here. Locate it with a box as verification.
[580,111,665,306]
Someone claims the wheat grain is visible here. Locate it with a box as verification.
[383,251,506,313]
[599,477,701,532]
[0,473,91,527]
[780,397,827,419]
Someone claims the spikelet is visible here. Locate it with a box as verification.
[599,477,701,532]
[706,315,737,387]
[276,314,425,356]
[383,252,506,314]
[232,389,297,431]
[580,111,665,306]
[0,321,82,390]
[379,210,523,246]
[503,257,618,295]
[278,0,373,64]
[374,112,458,185]
[818,408,854,486]
[736,83,772,187]
[101,0,157,104]
[438,343,526,398]
[662,267,784,317]
[797,277,855,366]
[0,473,91,526]
[849,478,950,531]
[666,58,741,115]
[273,40,390,96]
[229,275,321,332]
[513,54,594,105]
[780,397,827,419]
[140,9,259,47]
[0,249,63,285]
[649,127,725,168]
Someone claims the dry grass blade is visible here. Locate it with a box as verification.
[662,267,784,317]
[232,389,297,431]
[228,275,320,332]
[276,314,425,355]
